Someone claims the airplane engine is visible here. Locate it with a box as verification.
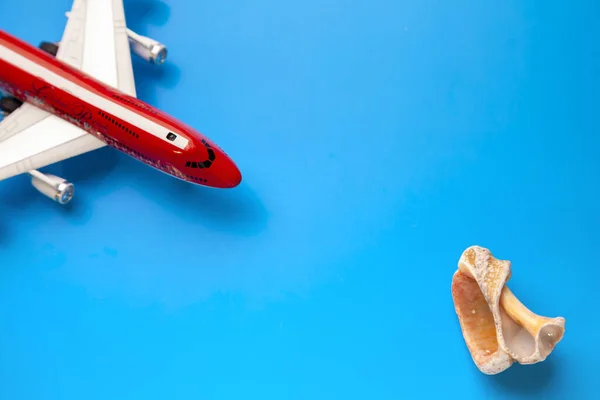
[39,41,59,57]
[0,96,22,116]
[29,170,75,205]
[126,29,167,65]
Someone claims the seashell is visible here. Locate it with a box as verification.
[451,245,566,375]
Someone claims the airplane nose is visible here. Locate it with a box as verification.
[217,157,242,188]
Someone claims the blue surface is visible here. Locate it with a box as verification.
[1,0,599,398]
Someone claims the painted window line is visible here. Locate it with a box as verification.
[97,110,139,139]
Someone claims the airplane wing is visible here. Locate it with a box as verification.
[0,0,137,181]
[57,0,137,96]
[0,108,106,181]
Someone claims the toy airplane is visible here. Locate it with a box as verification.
[0,0,242,205]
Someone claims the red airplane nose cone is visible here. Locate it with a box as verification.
[220,158,242,188]
[226,165,242,188]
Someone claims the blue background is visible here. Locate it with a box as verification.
[1,0,598,399]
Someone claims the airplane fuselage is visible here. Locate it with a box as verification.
[0,28,241,188]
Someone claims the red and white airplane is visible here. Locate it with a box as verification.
[0,0,242,205]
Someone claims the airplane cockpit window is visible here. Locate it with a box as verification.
[166,132,177,141]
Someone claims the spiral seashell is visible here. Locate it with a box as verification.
[451,245,566,375]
